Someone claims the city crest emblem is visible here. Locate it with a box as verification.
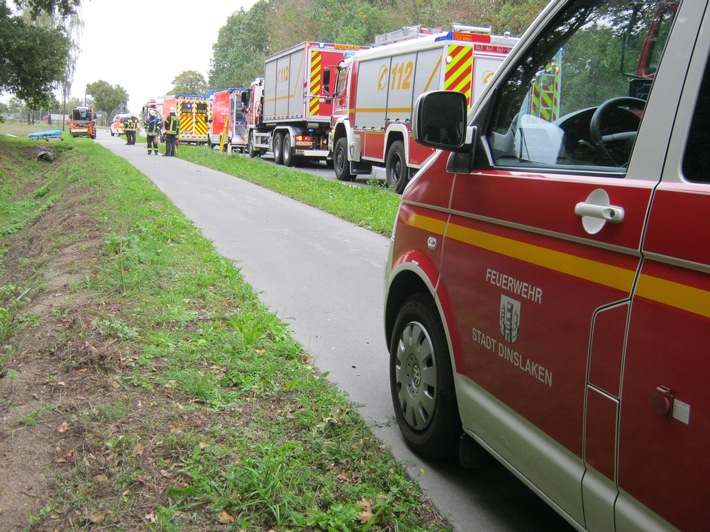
[499,295,521,344]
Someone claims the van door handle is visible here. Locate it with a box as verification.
[574,202,624,222]
[575,189,624,234]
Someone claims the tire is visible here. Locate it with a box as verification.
[390,294,461,459]
[334,137,355,181]
[282,134,294,167]
[273,132,284,165]
[386,140,410,193]
[206,134,213,149]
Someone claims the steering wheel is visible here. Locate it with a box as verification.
[589,96,645,166]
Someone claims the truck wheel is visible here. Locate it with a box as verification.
[282,135,294,167]
[390,293,461,459]
[273,132,284,165]
[386,140,409,193]
[247,133,259,158]
[334,137,355,181]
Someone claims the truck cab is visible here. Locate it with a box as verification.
[385,0,709,529]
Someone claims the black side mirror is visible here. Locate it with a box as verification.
[412,91,470,151]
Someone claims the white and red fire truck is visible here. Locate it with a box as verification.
[386,0,709,529]
[207,87,248,153]
[330,25,518,192]
[244,41,366,166]
[162,94,212,145]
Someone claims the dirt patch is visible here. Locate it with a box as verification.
[0,168,110,529]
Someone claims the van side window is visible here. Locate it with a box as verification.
[486,0,675,174]
[682,60,710,183]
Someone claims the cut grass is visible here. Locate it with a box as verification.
[0,123,447,530]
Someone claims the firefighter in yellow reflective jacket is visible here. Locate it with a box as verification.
[124,114,138,145]
[163,107,180,157]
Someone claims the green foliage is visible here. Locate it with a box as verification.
[0,0,71,102]
[85,79,129,117]
[209,0,549,90]
[208,0,273,91]
[170,70,209,95]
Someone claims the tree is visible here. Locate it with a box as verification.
[169,70,208,95]
[0,0,71,102]
[209,1,273,91]
[85,80,128,118]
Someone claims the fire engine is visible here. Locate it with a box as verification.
[68,105,96,139]
[330,25,518,192]
[244,41,366,166]
[141,98,163,123]
[386,0,709,529]
[207,87,248,153]
[162,95,212,145]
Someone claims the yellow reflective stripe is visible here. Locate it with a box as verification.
[406,213,710,317]
[636,274,710,319]
[406,213,635,292]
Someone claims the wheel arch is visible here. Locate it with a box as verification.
[384,124,409,162]
[385,260,462,381]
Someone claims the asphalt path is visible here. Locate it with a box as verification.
[98,130,572,532]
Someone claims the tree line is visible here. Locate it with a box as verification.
[1,0,548,122]
[207,0,549,91]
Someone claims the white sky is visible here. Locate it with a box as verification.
[71,0,257,113]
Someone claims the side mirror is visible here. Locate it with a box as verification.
[412,91,472,152]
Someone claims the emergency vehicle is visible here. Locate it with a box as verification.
[68,106,96,139]
[207,87,248,153]
[109,113,130,136]
[330,25,518,192]
[385,0,709,529]
[141,98,163,124]
[244,41,366,166]
[162,94,211,145]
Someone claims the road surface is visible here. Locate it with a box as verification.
[98,130,572,531]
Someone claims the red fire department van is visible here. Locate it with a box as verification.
[330,25,518,192]
[385,0,708,529]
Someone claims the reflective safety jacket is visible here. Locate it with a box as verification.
[145,115,161,136]
[164,113,180,135]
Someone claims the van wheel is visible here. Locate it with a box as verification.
[273,133,284,165]
[334,137,354,181]
[390,294,461,459]
[283,135,294,167]
[386,140,409,193]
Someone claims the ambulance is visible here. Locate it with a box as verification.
[207,87,248,153]
[330,25,518,192]
[384,0,709,529]
[162,94,211,145]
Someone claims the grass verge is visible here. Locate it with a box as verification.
[0,125,447,530]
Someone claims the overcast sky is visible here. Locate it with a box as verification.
[72,0,257,113]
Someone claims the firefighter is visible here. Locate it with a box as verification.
[144,109,161,155]
[163,106,180,157]
[124,114,138,145]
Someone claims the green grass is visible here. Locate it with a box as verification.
[0,122,447,530]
